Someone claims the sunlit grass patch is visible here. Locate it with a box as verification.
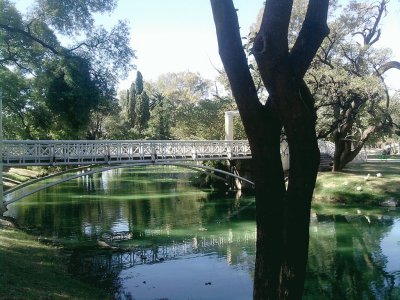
[314,162,400,205]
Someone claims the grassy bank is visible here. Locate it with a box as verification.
[314,161,400,205]
[2,167,47,191]
[0,224,109,299]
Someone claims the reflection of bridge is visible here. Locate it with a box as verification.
[71,229,257,277]
[2,140,251,166]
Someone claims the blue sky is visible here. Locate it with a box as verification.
[99,0,400,91]
[94,0,264,89]
[14,0,399,91]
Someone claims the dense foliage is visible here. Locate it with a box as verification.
[309,0,400,170]
[0,0,134,139]
[105,70,244,141]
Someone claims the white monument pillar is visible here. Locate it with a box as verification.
[224,111,240,140]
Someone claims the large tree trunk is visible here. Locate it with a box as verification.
[332,133,348,172]
[331,101,360,171]
[211,0,328,298]
[332,125,375,172]
[332,137,355,172]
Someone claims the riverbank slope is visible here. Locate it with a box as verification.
[314,161,400,205]
[0,223,109,299]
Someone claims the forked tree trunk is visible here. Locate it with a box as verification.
[332,126,375,172]
[332,138,354,171]
[211,0,329,298]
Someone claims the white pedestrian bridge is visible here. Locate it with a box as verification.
[1,139,362,210]
[0,140,252,209]
[2,140,252,167]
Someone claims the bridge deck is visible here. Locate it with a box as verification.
[2,140,252,166]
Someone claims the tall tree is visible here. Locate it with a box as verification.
[134,71,150,131]
[135,70,144,95]
[39,56,100,138]
[211,1,329,298]
[135,91,150,131]
[145,92,173,140]
[126,82,137,127]
[0,0,135,139]
[86,93,120,140]
[310,0,400,170]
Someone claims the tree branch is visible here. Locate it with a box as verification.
[0,23,61,56]
[210,0,264,138]
[377,61,400,74]
[364,0,386,46]
[252,0,293,86]
[290,0,330,78]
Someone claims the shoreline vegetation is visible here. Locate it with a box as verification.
[1,161,399,299]
[0,224,109,299]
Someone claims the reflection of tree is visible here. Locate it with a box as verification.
[306,214,399,299]
[68,250,128,299]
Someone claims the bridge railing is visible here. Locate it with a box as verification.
[2,140,252,166]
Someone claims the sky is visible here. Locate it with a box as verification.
[14,0,400,92]
[93,0,264,90]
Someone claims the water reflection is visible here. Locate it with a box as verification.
[6,166,400,299]
[69,228,256,299]
[306,211,400,299]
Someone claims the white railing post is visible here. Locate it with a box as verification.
[106,143,110,164]
[50,142,55,165]
[191,142,197,160]
[226,140,232,160]
[151,142,156,162]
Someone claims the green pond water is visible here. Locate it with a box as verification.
[6,166,400,299]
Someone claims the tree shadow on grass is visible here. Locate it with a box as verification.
[0,226,109,299]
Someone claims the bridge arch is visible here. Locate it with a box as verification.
[3,162,254,207]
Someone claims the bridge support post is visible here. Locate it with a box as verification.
[151,144,156,162]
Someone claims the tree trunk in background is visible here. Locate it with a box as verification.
[332,125,375,172]
[332,137,355,172]
[211,0,329,298]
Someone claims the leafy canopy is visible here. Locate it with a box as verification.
[0,0,135,139]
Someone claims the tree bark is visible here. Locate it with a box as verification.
[333,132,374,172]
[211,0,329,298]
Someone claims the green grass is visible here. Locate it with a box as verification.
[367,154,400,159]
[0,225,109,299]
[314,161,400,205]
[3,172,31,183]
